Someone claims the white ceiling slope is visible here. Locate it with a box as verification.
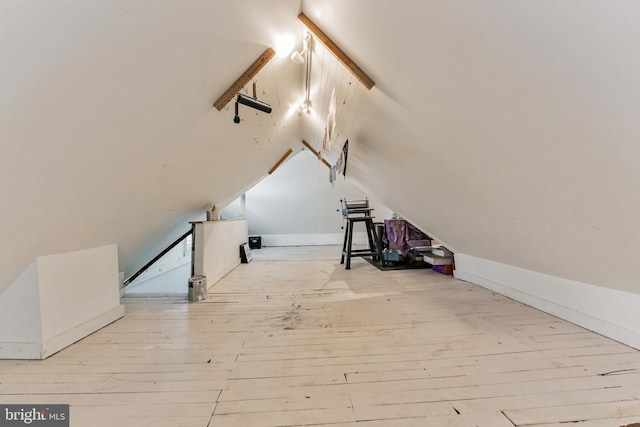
[2,0,640,298]
[0,0,303,290]
[301,0,640,294]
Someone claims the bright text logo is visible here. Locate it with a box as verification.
[0,405,68,426]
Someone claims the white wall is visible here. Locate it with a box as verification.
[125,264,191,296]
[221,194,246,220]
[0,0,303,293]
[246,150,392,246]
[124,237,191,296]
[455,254,640,350]
[303,0,640,297]
[0,244,124,359]
[4,0,640,353]
[0,262,42,358]
[193,219,248,288]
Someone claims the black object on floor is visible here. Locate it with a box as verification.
[249,236,262,249]
[362,256,432,271]
[340,216,383,269]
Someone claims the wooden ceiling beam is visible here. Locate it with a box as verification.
[213,47,276,111]
[268,148,294,175]
[298,12,375,90]
[302,140,332,168]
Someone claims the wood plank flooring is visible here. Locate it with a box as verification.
[1,247,639,426]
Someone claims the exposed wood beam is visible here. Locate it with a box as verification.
[302,140,332,168]
[298,12,375,90]
[213,47,276,111]
[268,148,293,175]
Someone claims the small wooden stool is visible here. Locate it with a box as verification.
[340,216,384,269]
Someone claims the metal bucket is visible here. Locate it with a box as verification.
[188,275,207,302]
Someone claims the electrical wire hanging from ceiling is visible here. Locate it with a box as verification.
[294,31,313,115]
[304,32,312,114]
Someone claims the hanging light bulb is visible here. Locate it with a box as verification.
[290,50,305,65]
[290,32,311,65]
[302,99,311,114]
[292,32,313,116]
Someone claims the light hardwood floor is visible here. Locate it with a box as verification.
[1,246,640,426]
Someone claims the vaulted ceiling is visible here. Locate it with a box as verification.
[1,0,639,297]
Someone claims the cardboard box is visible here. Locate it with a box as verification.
[432,247,453,257]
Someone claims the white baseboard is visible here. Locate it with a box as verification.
[0,305,125,359]
[0,342,43,360]
[454,254,640,350]
[41,305,125,359]
[259,233,368,247]
[123,292,186,298]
